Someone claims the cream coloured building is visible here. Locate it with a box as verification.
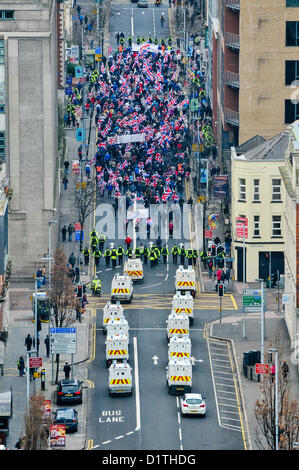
[231,132,287,283]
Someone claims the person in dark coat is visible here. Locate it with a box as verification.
[44,335,50,358]
[25,334,32,351]
[64,362,71,379]
[62,225,67,242]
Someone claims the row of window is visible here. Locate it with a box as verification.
[239,178,282,202]
[0,11,14,21]
[252,215,282,238]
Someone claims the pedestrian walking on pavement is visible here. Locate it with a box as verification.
[64,362,71,380]
[17,356,25,376]
[64,160,70,176]
[44,335,50,358]
[69,252,76,269]
[68,223,74,242]
[62,225,67,242]
[25,334,32,352]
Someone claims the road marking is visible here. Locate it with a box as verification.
[152,5,156,37]
[134,336,141,432]
[139,282,161,289]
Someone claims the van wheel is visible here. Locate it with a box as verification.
[189,317,193,326]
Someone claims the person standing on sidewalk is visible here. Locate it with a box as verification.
[25,334,32,352]
[64,160,70,176]
[63,362,71,380]
[68,223,74,242]
[17,356,25,376]
[62,225,67,242]
[44,335,50,358]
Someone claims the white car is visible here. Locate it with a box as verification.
[180,393,207,416]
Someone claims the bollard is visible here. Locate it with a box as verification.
[41,368,45,391]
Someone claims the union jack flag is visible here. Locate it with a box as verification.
[162,193,170,202]
[172,192,179,202]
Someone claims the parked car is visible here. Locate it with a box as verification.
[56,379,83,405]
[138,0,148,7]
[52,408,78,433]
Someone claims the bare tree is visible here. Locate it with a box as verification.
[22,394,50,450]
[72,175,97,252]
[49,248,78,383]
[254,338,299,450]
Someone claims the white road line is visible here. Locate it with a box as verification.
[102,440,111,445]
[131,8,134,37]
[134,336,141,432]
[126,431,135,436]
[152,5,156,37]
[115,435,124,440]
[140,282,161,289]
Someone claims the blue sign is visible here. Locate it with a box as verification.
[75,66,83,78]
[76,128,85,142]
[66,76,72,85]
[65,86,73,95]
[95,47,102,55]
[50,327,77,334]
[200,169,207,184]
[75,230,84,241]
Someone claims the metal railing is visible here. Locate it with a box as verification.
[225,70,240,89]
[225,32,240,50]
[226,0,240,11]
[224,109,239,127]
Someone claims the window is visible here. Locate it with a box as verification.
[285,61,299,85]
[285,99,299,123]
[286,21,299,46]
[272,179,282,201]
[272,215,282,237]
[0,11,14,20]
[253,179,260,201]
[253,215,260,237]
[239,178,246,201]
[0,131,5,161]
[287,0,299,5]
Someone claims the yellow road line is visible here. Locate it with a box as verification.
[88,322,96,363]
[86,439,93,450]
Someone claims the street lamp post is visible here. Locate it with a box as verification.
[255,278,265,364]
[268,347,279,450]
[48,220,58,289]
[26,349,37,408]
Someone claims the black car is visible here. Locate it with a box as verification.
[53,408,78,433]
[56,379,83,405]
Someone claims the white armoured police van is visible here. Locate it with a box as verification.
[108,360,132,396]
[106,317,129,339]
[166,312,189,340]
[111,274,133,303]
[172,291,194,325]
[105,332,129,367]
[168,336,192,361]
[123,258,144,281]
[166,358,192,395]
[175,265,196,297]
[102,301,125,335]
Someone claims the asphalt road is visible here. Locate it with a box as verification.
[85,1,245,451]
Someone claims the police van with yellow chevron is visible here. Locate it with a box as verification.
[166,312,189,340]
[168,336,192,362]
[108,360,132,396]
[102,301,125,335]
[175,265,196,297]
[105,332,129,367]
[111,274,133,303]
[172,291,194,325]
[123,258,144,282]
[166,358,192,395]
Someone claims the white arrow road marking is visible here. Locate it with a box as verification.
[152,355,159,365]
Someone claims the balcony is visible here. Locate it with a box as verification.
[225,32,240,51]
[226,0,240,11]
[225,70,240,89]
[224,109,239,127]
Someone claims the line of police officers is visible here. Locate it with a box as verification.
[117,31,173,49]
[83,229,198,270]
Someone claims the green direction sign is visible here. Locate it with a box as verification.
[242,289,266,312]
[190,98,199,112]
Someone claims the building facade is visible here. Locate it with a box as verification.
[0,0,58,279]
[207,0,299,168]
[231,131,287,283]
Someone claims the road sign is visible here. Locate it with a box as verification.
[255,363,269,375]
[242,289,265,312]
[29,357,42,368]
[236,216,248,239]
[50,327,77,354]
[50,425,66,448]
[205,230,213,239]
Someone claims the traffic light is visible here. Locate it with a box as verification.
[211,245,216,256]
[218,283,224,297]
[77,285,83,298]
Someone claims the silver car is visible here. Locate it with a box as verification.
[138,0,149,7]
[180,393,207,416]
